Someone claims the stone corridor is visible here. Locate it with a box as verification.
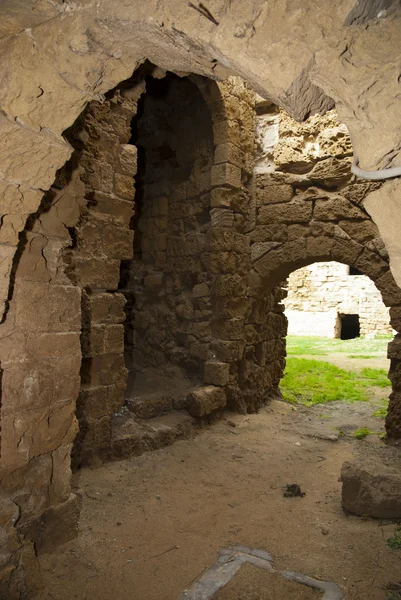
[1,3,401,598]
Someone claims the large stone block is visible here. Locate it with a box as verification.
[214,142,242,166]
[80,353,127,387]
[89,191,134,226]
[85,292,126,325]
[258,201,312,224]
[73,256,121,290]
[116,144,137,176]
[314,197,368,221]
[21,493,82,555]
[14,282,81,332]
[187,386,227,417]
[341,460,401,518]
[204,361,230,386]
[211,163,241,189]
[113,173,135,200]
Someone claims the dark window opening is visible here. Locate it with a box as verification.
[349,266,363,276]
[340,314,360,340]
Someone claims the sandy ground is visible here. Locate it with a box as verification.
[37,396,401,600]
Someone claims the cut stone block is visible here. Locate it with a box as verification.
[341,460,401,518]
[204,361,230,386]
[187,386,227,417]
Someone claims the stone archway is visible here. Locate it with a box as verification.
[247,233,401,440]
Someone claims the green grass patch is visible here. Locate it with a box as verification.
[373,402,388,418]
[359,368,391,387]
[286,335,391,358]
[353,427,375,439]
[280,358,369,406]
[388,526,401,551]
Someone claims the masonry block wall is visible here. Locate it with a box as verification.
[248,102,401,438]
[285,261,393,338]
[2,69,401,599]
[120,75,215,397]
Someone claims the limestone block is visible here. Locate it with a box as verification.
[210,187,238,209]
[113,173,135,200]
[0,183,42,245]
[212,120,240,146]
[210,208,234,228]
[192,283,210,298]
[250,241,281,263]
[81,324,124,357]
[85,292,126,325]
[287,224,310,241]
[314,197,368,221]
[214,142,242,166]
[210,228,247,253]
[210,252,236,274]
[250,224,288,243]
[90,191,134,226]
[341,461,401,519]
[338,220,377,243]
[81,159,114,193]
[81,353,127,387]
[186,386,227,417]
[376,271,401,306]
[388,336,401,360]
[0,244,19,318]
[354,248,388,280]
[211,339,245,362]
[386,392,401,439]
[212,318,244,341]
[307,157,352,187]
[390,307,401,332]
[258,201,312,224]
[204,361,230,386]
[211,163,241,189]
[73,256,121,290]
[255,178,293,205]
[117,144,137,176]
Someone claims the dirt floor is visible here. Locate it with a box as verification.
[37,395,401,600]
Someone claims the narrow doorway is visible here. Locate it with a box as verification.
[339,314,360,340]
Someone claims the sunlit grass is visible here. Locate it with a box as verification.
[280,358,369,406]
[286,335,391,357]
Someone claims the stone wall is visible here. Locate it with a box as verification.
[246,102,401,441]
[285,261,393,338]
[120,75,215,397]
[1,64,401,599]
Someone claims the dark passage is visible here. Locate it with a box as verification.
[340,314,360,340]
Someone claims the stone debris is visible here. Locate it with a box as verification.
[341,460,401,519]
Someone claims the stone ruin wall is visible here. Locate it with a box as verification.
[285,261,393,339]
[2,68,401,599]
[248,101,401,442]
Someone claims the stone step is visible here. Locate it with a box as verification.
[110,410,195,461]
[126,391,188,419]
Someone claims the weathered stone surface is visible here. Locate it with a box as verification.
[341,461,401,519]
[186,386,227,417]
[204,361,230,386]
[21,493,82,555]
